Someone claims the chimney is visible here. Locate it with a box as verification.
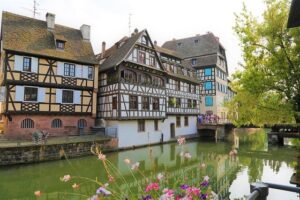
[134,28,138,34]
[46,13,55,30]
[100,41,106,59]
[80,24,91,41]
[154,40,157,45]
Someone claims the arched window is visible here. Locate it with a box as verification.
[152,76,164,87]
[141,36,148,46]
[78,119,87,129]
[139,73,152,85]
[21,118,34,128]
[121,69,137,83]
[51,119,62,128]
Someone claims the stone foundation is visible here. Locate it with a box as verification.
[0,138,118,165]
[3,115,95,139]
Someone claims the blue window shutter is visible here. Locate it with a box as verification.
[205,82,212,90]
[205,96,213,106]
[38,87,45,102]
[57,62,64,76]
[76,65,83,78]
[56,89,62,103]
[74,90,81,104]
[14,55,23,71]
[31,57,38,73]
[204,68,212,76]
[15,86,24,101]
[82,66,89,79]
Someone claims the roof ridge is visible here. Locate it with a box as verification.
[2,11,82,32]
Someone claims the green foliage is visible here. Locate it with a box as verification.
[228,0,300,126]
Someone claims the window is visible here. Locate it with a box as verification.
[169,97,175,108]
[142,96,149,110]
[56,40,65,50]
[194,39,199,43]
[78,119,87,128]
[88,67,93,80]
[139,73,151,85]
[112,96,117,109]
[188,84,192,93]
[187,99,192,108]
[149,56,155,67]
[204,68,212,76]
[141,36,148,45]
[176,98,181,108]
[175,80,180,91]
[138,120,145,132]
[64,63,75,77]
[184,116,189,126]
[191,59,197,65]
[138,51,146,64]
[21,118,34,128]
[177,42,182,46]
[52,119,62,128]
[24,87,38,101]
[153,76,164,87]
[204,82,212,90]
[193,100,197,108]
[62,90,73,103]
[152,97,159,111]
[129,95,138,110]
[205,96,213,106]
[154,120,159,131]
[23,57,31,72]
[121,69,137,83]
[176,116,181,127]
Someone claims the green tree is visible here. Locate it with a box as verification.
[228,0,300,126]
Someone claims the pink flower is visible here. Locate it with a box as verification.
[157,173,164,181]
[72,183,80,189]
[177,137,186,145]
[108,175,114,182]
[131,162,140,171]
[124,158,131,164]
[98,152,106,161]
[191,187,200,196]
[87,195,100,200]
[60,174,71,182]
[200,163,206,169]
[229,149,238,156]
[145,182,160,192]
[184,152,192,159]
[34,191,41,197]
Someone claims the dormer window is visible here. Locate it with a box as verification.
[177,42,182,46]
[191,59,197,65]
[56,40,65,50]
[194,39,199,43]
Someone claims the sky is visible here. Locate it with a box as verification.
[0,0,267,74]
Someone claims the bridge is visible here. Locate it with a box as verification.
[197,122,234,141]
[268,124,300,145]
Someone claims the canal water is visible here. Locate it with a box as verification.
[0,128,298,200]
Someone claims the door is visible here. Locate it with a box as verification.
[170,123,175,138]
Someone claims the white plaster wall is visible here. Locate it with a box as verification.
[161,116,197,138]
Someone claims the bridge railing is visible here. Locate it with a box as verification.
[247,182,300,200]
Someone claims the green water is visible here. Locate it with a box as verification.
[0,129,299,200]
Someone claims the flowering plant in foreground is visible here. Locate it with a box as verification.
[33,137,231,199]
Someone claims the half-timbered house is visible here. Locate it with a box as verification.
[97,29,166,147]
[162,33,230,122]
[155,45,201,138]
[0,12,98,138]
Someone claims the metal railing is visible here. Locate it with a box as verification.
[247,182,300,200]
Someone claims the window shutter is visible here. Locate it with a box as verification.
[14,55,23,71]
[74,90,81,104]
[15,86,24,101]
[56,89,62,103]
[83,66,89,79]
[38,87,45,102]
[57,62,64,76]
[31,57,38,73]
[76,65,83,78]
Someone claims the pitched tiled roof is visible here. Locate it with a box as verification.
[191,54,218,68]
[1,11,97,65]
[98,31,144,71]
[162,33,222,59]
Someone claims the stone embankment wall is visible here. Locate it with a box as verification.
[0,138,118,165]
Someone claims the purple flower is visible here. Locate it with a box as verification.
[200,180,209,187]
[143,195,153,200]
[180,184,189,190]
[96,187,111,196]
[200,193,208,199]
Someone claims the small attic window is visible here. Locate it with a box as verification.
[194,39,199,43]
[141,36,148,45]
[56,40,65,50]
[177,42,182,46]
